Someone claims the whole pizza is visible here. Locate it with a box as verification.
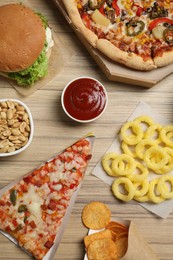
[62,0,173,70]
[0,137,92,259]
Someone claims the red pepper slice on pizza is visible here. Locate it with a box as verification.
[62,0,173,70]
[0,136,94,259]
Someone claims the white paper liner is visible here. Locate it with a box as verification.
[92,102,173,218]
[84,218,159,260]
[0,135,95,259]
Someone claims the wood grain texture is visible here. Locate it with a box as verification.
[0,0,173,259]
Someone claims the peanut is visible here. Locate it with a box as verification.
[7,109,13,120]
[0,100,31,153]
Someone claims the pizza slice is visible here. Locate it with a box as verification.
[0,136,94,259]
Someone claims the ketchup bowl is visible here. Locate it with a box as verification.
[61,77,108,123]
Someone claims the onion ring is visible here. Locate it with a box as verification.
[167,131,173,139]
[135,139,158,160]
[101,152,117,177]
[144,124,162,143]
[134,194,149,202]
[148,178,165,203]
[120,121,143,145]
[134,179,149,197]
[160,125,173,148]
[134,115,155,129]
[144,146,169,173]
[112,177,135,202]
[156,147,173,174]
[121,141,137,158]
[112,154,136,176]
[157,175,173,199]
[128,162,149,182]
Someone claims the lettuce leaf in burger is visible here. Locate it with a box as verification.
[0,4,54,86]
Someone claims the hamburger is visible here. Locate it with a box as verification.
[0,3,54,86]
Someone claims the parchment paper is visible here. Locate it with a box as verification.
[92,102,173,218]
[84,219,159,260]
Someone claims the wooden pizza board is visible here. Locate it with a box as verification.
[52,0,173,88]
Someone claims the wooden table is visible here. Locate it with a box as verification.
[0,1,173,259]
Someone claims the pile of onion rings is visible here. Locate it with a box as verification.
[101,115,173,204]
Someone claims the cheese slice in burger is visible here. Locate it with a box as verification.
[0,3,54,86]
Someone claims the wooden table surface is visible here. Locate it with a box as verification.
[0,0,173,259]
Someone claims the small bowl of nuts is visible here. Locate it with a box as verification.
[0,99,34,157]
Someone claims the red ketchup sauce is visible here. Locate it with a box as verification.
[63,78,107,121]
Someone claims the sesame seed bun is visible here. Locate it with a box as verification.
[0,4,46,72]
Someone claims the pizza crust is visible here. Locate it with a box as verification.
[62,0,98,47]
[154,50,173,68]
[96,39,156,71]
